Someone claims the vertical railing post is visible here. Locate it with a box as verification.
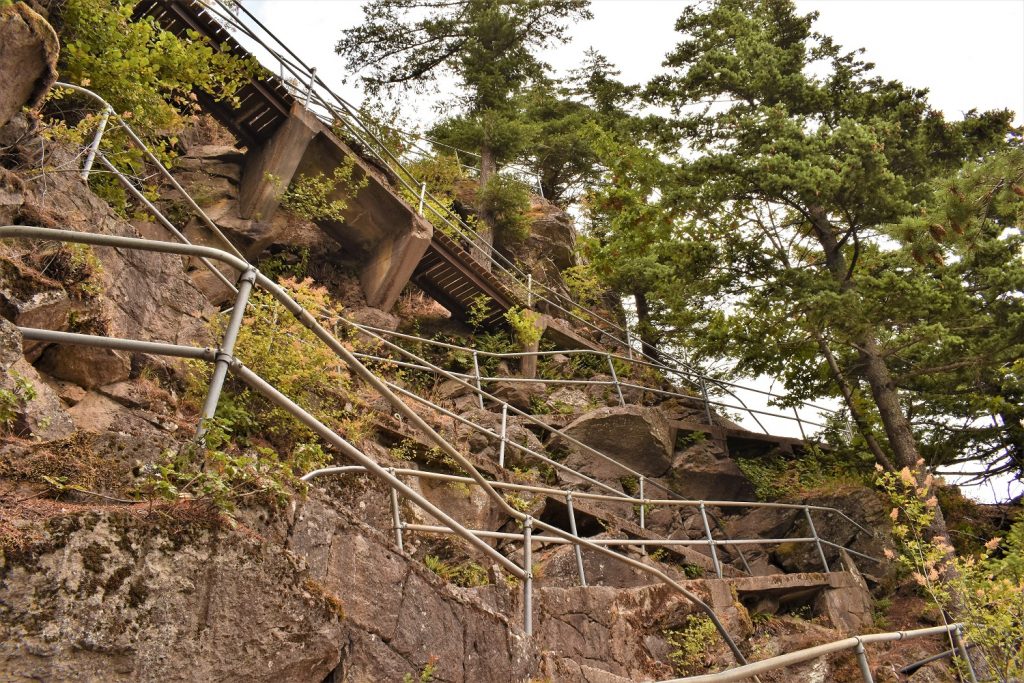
[794,406,807,441]
[854,639,874,683]
[387,469,404,553]
[607,353,625,406]
[699,377,714,425]
[952,626,979,683]
[523,516,533,636]
[417,182,427,216]
[526,274,532,308]
[303,66,317,108]
[81,107,111,181]
[625,325,634,360]
[699,502,723,578]
[638,476,646,530]
[197,267,256,441]
[498,402,508,469]
[804,506,830,572]
[472,351,484,408]
[565,492,587,587]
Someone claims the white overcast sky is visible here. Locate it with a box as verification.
[247,0,1024,129]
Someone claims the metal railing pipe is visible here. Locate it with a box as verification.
[566,491,587,586]
[198,268,255,439]
[17,327,216,361]
[804,507,830,573]
[523,516,534,636]
[0,225,249,272]
[659,624,963,683]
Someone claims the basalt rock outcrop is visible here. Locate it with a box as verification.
[0,2,59,128]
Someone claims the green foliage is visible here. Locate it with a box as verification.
[504,306,543,347]
[589,0,1022,477]
[504,492,534,513]
[561,261,604,311]
[423,555,489,588]
[401,660,437,683]
[480,175,531,244]
[0,373,37,433]
[279,158,367,223]
[141,418,297,513]
[736,448,871,501]
[878,467,1024,679]
[257,247,310,283]
[466,295,496,332]
[186,278,352,451]
[50,0,260,208]
[338,0,591,200]
[664,615,718,676]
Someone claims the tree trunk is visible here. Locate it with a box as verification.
[807,206,922,470]
[814,332,895,471]
[472,144,497,273]
[633,289,661,362]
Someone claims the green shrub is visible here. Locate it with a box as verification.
[424,555,489,587]
[186,278,352,452]
[480,174,531,244]
[279,158,367,222]
[0,372,37,433]
[664,614,718,675]
[47,0,260,208]
[505,306,543,347]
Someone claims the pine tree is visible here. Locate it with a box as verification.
[336,0,591,265]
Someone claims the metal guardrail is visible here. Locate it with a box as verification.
[658,623,977,683]
[349,323,836,434]
[301,465,881,587]
[190,0,848,441]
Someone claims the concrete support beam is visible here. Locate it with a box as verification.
[360,218,432,309]
[520,337,539,379]
[239,103,319,222]
[539,314,605,354]
[237,101,433,311]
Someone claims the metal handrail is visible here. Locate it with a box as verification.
[332,317,876,541]
[300,465,881,566]
[0,225,748,665]
[657,623,977,683]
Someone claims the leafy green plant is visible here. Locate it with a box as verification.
[505,306,543,348]
[737,448,871,501]
[49,0,261,208]
[480,174,531,244]
[423,555,489,588]
[0,372,37,433]
[878,466,1024,679]
[504,492,534,513]
[664,615,718,675]
[280,158,367,222]
[466,295,495,332]
[140,418,297,513]
[402,659,437,683]
[186,278,351,453]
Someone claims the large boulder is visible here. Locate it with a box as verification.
[550,405,674,483]
[0,3,58,127]
[669,440,756,501]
